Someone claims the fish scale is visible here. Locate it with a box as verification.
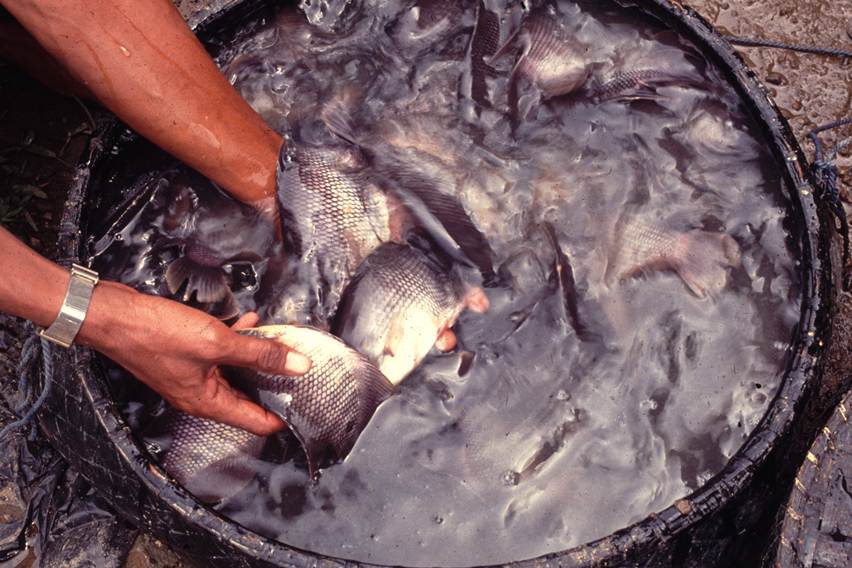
[228,325,394,477]
[279,147,389,272]
[611,220,741,297]
[513,14,588,97]
[334,243,469,385]
[159,411,266,502]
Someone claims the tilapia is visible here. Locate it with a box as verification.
[607,219,741,297]
[333,241,489,385]
[151,410,266,503]
[491,10,590,119]
[588,68,704,104]
[273,133,395,324]
[226,325,394,478]
[463,0,502,109]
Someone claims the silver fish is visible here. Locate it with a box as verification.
[589,68,704,104]
[276,140,398,323]
[333,242,489,385]
[607,219,742,297]
[155,410,266,503]
[491,11,590,118]
[227,325,394,477]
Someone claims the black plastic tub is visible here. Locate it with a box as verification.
[35,0,835,566]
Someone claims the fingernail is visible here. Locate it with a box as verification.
[287,351,312,374]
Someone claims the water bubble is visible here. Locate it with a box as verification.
[501,470,520,486]
[479,346,499,363]
[270,73,290,95]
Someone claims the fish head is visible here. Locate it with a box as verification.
[230,325,394,478]
[531,56,591,99]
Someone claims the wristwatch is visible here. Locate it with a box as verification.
[38,264,100,348]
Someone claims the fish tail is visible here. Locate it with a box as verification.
[165,255,230,304]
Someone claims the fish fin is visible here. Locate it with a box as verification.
[434,328,458,352]
[384,319,405,356]
[592,70,699,104]
[672,231,741,299]
[542,223,601,342]
[205,291,241,321]
[165,256,230,304]
[489,25,522,64]
[507,65,522,129]
[374,163,496,280]
[320,100,360,147]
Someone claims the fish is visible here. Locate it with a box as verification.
[607,219,742,297]
[154,172,274,320]
[464,0,502,109]
[490,10,590,120]
[588,68,704,104]
[333,241,490,385]
[276,139,393,323]
[226,325,395,478]
[152,410,267,503]
[542,222,600,341]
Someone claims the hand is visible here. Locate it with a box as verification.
[79,281,311,435]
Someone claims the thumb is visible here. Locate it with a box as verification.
[220,331,312,376]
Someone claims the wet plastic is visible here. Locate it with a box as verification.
[31,0,836,567]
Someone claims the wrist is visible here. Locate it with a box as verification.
[76,280,141,352]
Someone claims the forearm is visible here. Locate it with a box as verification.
[1,0,282,206]
[0,226,134,350]
[0,16,92,98]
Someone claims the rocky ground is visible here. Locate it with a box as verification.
[0,0,849,566]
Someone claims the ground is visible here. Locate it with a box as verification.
[0,0,849,566]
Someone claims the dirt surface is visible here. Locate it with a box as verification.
[0,0,849,566]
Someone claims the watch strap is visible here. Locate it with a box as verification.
[38,264,99,348]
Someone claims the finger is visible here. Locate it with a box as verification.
[464,287,490,313]
[191,373,286,436]
[221,332,312,375]
[434,329,457,352]
[232,312,260,330]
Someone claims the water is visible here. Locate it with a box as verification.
[90,0,801,565]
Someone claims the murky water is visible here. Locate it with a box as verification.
[90,0,800,565]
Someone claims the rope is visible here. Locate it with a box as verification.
[0,336,54,441]
[808,119,851,265]
[724,35,852,58]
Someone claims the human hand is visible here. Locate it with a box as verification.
[79,281,311,435]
